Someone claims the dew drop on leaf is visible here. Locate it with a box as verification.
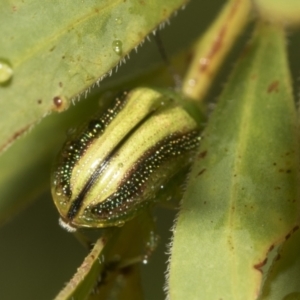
[142,256,149,265]
[0,60,13,83]
[112,39,123,55]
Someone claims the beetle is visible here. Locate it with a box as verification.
[51,87,201,232]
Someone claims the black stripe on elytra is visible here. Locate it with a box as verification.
[66,108,157,220]
[90,130,200,220]
[55,91,128,200]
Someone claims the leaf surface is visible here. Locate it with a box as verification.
[169,22,300,299]
[0,0,186,153]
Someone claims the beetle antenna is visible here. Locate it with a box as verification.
[154,31,181,90]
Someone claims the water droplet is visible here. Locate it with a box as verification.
[53,96,63,107]
[52,95,69,112]
[112,40,122,55]
[142,256,149,264]
[115,17,122,25]
[0,60,13,83]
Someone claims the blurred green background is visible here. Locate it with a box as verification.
[0,0,300,299]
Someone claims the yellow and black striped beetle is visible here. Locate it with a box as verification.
[51,87,201,232]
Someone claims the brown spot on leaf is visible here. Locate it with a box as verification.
[198,0,241,73]
[278,168,292,174]
[59,82,63,87]
[275,254,281,261]
[37,99,42,104]
[254,258,268,273]
[267,80,279,93]
[198,150,207,159]
[197,168,206,177]
[0,124,32,153]
[283,225,299,241]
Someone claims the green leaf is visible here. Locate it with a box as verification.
[0,0,186,154]
[169,22,300,299]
